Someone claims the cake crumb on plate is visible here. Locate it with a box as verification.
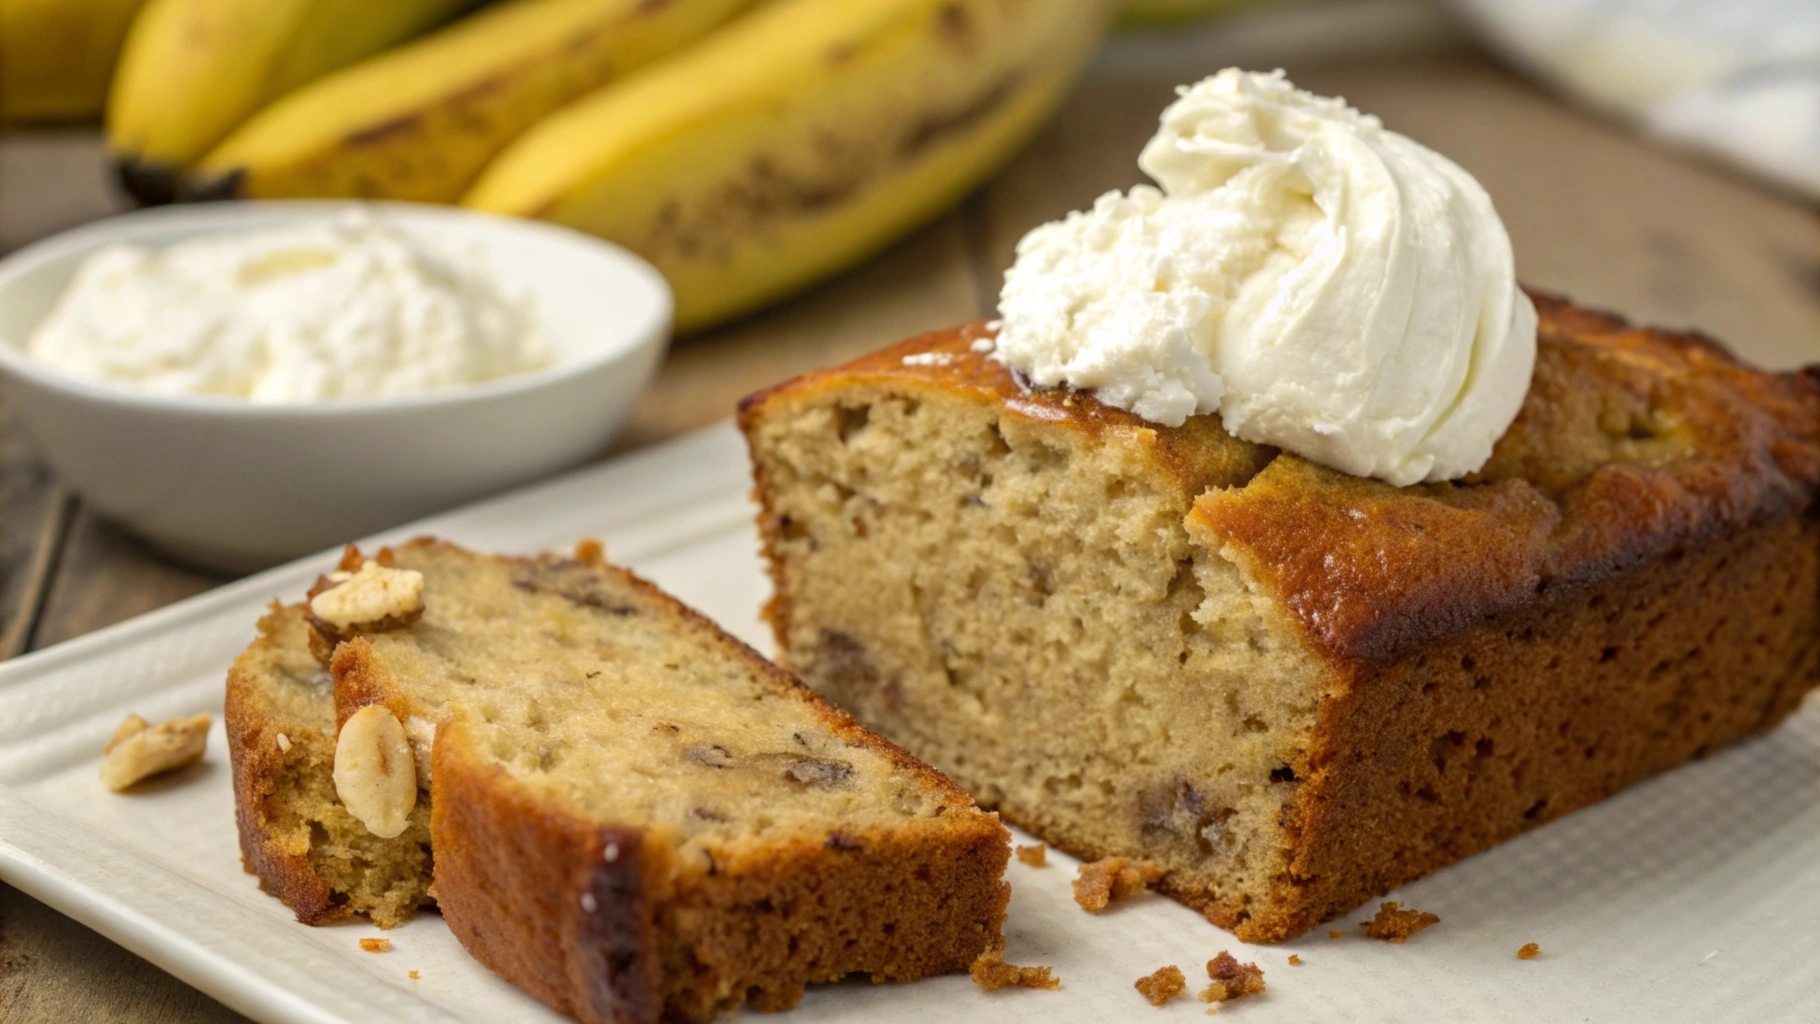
[1135,965,1185,1005]
[1288,955,1302,965]
[971,947,1060,991]
[1200,951,1265,1003]
[1517,943,1540,960]
[359,938,391,953]
[1364,901,1439,942]
[1073,856,1161,911]
[1015,843,1047,867]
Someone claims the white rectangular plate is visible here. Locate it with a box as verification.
[3,422,1817,1023]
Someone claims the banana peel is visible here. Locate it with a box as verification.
[188,0,760,204]
[107,0,476,204]
[467,0,1116,333]
[0,0,149,123]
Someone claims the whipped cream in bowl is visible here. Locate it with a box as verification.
[992,69,1536,486]
[0,201,670,569]
[25,210,551,404]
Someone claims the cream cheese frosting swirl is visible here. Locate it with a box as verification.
[992,68,1536,486]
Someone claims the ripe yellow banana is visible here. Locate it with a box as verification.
[0,0,149,122]
[191,0,760,204]
[466,0,1114,333]
[107,0,474,203]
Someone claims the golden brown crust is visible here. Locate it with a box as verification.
[1196,292,1820,666]
[430,718,663,1024]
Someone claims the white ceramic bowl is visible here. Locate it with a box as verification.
[0,201,670,572]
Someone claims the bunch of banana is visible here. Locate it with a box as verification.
[187,0,759,204]
[466,0,1116,331]
[0,0,148,122]
[107,0,478,203]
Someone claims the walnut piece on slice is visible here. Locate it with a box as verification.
[100,712,211,791]
[309,557,425,634]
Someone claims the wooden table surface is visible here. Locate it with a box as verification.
[2,1,1816,1020]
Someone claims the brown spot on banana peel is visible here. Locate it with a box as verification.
[632,67,1023,265]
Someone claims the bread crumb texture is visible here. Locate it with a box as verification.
[1200,951,1265,1003]
[1365,902,1439,942]
[359,938,391,952]
[1517,942,1541,960]
[1135,965,1186,1006]
[1015,843,1047,867]
[1073,856,1162,911]
[971,948,1060,991]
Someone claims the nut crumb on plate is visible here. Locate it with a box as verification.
[1073,856,1161,911]
[1288,955,1302,965]
[1328,930,1345,939]
[408,969,420,979]
[359,938,392,952]
[1135,965,1185,1006]
[1364,901,1439,942]
[100,712,210,791]
[970,947,1059,991]
[1517,942,1540,960]
[1015,843,1047,867]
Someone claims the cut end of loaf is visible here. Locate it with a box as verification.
[740,327,1326,937]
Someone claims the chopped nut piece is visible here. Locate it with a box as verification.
[1364,901,1440,943]
[408,969,420,980]
[308,559,425,633]
[1072,856,1161,911]
[99,712,211,791]
[970,947,1060,991]
[333,705,418,838]
[1135,965,1185,1006]
[1199,951,1265,1003]
[1015,843,1047,867]
[1329,930,1345,939]
[275,732,292,753]
[1517,942,1540,960]
[1287,955,1302,965]
[359,938,392,953]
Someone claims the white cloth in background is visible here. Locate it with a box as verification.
[1448,0,1820,200]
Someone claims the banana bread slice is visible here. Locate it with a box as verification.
[224,602,433,926]
[739,294,1820,943]
[291,538,1008,1023]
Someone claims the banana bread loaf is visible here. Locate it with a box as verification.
[738,293,1820,943]
[228,539,1010,1023]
